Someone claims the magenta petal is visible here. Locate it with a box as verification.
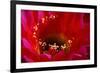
[23,55,34,62]
[22,38,32,51]
[40,53,52,61]
[53,50,67,61]
[21,11,27,31]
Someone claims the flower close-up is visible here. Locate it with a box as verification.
[21,10,90,63]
